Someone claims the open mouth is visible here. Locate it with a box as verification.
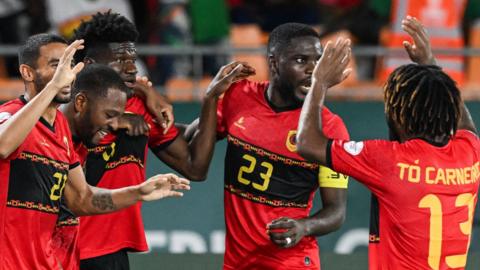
[91,129,109,144]
[123,76,136,85]
[299,80,312,93]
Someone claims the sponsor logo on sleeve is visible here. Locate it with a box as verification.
[343,141,364,156]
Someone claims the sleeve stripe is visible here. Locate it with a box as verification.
[150,133,180,153]
[69,162,81,170]
[326,139,333,169]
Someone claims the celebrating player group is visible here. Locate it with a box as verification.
[0,9,477,270]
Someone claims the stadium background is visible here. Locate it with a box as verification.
[0,0,480,269]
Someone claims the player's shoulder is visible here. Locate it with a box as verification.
[321,106,340,122]
[0,98,24,113]
[225,79,268,100]
[454,129,479,141]
[452,129,480,153]
[0,98,24,124]
[321,106,349,140]
[125,95,148,114]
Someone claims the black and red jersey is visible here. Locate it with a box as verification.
[217,80,349,270]
[78,96,179,259]
[51,138,87,270]
[328,130,480,269]
[0,96,79,270]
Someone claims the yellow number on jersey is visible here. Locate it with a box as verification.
[419,193,475,270]
[102,142,116,161]
[50,172,68,201]
[237,154,273,192]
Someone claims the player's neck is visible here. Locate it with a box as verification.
[41,104,58,126]
[59,104,78,139]
[266,82,300,110]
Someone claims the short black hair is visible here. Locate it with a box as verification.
[384,64,461,141]
[267,23,321,55]
[71,10,139,63]
[18,33,67,67]
[72,63,129,99]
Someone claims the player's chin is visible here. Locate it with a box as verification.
[295,89,308,102]
[53,93,72,104]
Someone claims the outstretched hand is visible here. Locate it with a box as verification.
[139,173,190,201]
[402,16,436,65]
[50,39,85,90]
[126,76,174,134]
[312,38,352,88]
[267,217,307,248]
[206,61,256,99]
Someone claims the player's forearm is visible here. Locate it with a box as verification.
[297,82,329,165]
[70,185,141,216]
[184,97,219,180]
[300,203,346,236]
[0,82,59,158]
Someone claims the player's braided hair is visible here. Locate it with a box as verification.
[71,10,139,63]
[267,23,320,55]
[384,64,461,141]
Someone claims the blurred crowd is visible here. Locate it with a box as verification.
[1,0,480,88]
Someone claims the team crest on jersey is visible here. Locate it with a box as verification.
[286,130,297,152]
[0,112,11,124]
[343,141,364,156]
[63,136,70,157]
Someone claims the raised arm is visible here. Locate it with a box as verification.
[296,38,352,165]
[64,165,190,216]
[0,40,84,158]
[402,16,477,134]
[154,62,255,181]
[126,76,174,134]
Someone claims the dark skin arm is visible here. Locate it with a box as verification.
[266,39,352,248]
[154,62,255,181]
[126,76,174,134]
[402,16,477,134]
[297,38,352,165]
[64,166,190,216]
[267,187,347,247]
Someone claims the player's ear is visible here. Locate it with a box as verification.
[74,92,88,113]
[19,64,34,82]
[268,54,279,77]
[83,57,95,65]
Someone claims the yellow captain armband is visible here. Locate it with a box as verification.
[318,165,349,188]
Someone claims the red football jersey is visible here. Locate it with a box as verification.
[329,130,480,270]
[51,140,87,270]
[78,96,179,259]
[0,97,79,270]
[218,80,349,270]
